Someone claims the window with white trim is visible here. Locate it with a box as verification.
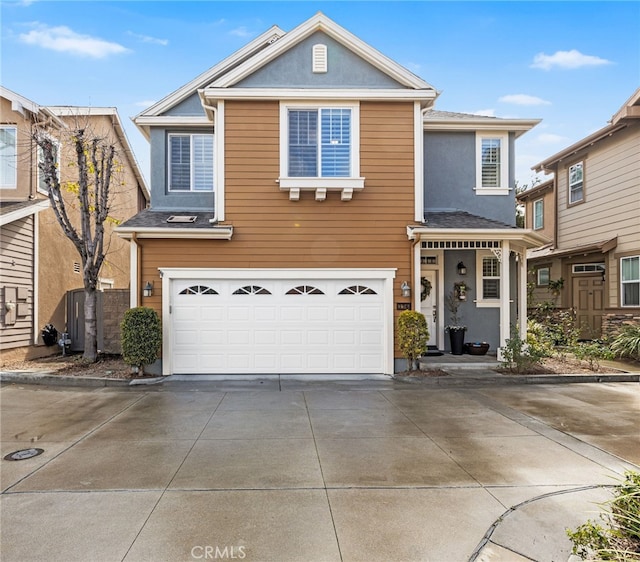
[279,102,363,200]
[621,256,639,307]
[568,161,584,204]
[476,132,509,195]
[0,126,17,189]
[536,267,550,287]
[37,137,60,194]
[168,133,214,192]
[475,252,501,306]
[533,199,544,230]
[288,108,351,177]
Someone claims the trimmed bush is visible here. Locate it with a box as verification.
[121,307,162,375]
[397,310,429,371]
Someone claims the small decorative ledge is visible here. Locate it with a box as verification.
[277,177,365,201]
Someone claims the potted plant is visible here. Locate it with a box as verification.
[445,290,466,355]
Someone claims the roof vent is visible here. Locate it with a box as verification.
[312,44,327,73]
[166,215,197,223]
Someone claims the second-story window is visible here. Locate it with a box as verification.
[568,161,584,204]
[533,199,544,230]
[0,126,17,189]
[288,107,352,178]
[169,133,214,192]
[475,132,509,195]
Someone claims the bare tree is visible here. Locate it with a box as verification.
[34,126,118,362]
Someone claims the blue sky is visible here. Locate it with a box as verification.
[2,1,639,186]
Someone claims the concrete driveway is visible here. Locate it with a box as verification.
[1,380,638,562]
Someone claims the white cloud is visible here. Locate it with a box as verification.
[19,23,129,58]
[531,49,612,70]
[499,94,551,106]
[229,26,252,38]
[536,133,570,145]
[135,100,157,108]
[127,31,168,46]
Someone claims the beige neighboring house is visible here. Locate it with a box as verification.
[529,87,640,339]
[0,87,149,360]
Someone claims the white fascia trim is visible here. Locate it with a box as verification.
[134,116,213,139]
[134,25,286,121]
[425,119,541,139]
[33,213,39,344]
[0,199,50,227]
[214,100,225,221]
[204,88,436,104]
[211,13,435,91]
[116,227,233,240]
[414,101,424,222]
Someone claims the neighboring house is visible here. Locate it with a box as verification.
[530,87,640,339]
[118,13,543,375]
[0,87,149,360]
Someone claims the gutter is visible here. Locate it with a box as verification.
[116,226,233,240]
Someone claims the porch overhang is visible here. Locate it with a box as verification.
[527,237,618,260]
[116,226,234,240]
[406,225,548,249]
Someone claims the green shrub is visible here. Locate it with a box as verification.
[572,341,615,372]
[501,325,546,374]
[567,471,640,560]
[610,324,640,361]
[121,307,162,375]
[526,320,554,358]
[397,310,429,371]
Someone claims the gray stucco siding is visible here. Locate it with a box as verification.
[236,31,406,89]
[149,127,215,211]
[163,92,206,117]
[423,131,516,226]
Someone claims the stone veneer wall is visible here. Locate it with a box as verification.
[99,289,130,354]
[601,313,640,340]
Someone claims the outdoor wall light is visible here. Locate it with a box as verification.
[457,261,467,276]
[143,281,153,298]
[400,281,411,298]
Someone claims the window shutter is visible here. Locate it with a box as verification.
[288,110,318,177]
[481,138,501,187]
[169,135,191,190]
[320,108,350,177]
[192,134,214,191]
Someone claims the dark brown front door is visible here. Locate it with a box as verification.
[572,276,604,339]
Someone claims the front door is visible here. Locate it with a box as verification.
[572,275,604,339]
[420,271,437,346]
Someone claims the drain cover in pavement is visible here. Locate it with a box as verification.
[4,448,44,461]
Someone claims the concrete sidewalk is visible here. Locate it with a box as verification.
[1,381,638,561]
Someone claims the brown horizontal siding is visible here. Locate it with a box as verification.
[141,100,417,359]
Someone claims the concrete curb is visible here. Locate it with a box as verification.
[393,372,640,386]
[1,371,136,388]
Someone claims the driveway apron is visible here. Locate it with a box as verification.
[1,381,637,562]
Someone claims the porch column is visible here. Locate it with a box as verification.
[517,246,528,340]
[498,240,511,361]
[129,237,138,308]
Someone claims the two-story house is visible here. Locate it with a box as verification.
[0,87,149,360]
[530,88,640,339]
[118,13,543,375]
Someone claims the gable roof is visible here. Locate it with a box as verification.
[208,12,436,92]
[533,87,640,172]
[0,85,66,128]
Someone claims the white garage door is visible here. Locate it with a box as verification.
[170,277,386,374]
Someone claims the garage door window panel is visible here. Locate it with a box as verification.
[338,285,377,295]
[233,285,271,295]
[286,285,325,295]
[179,285,218,295]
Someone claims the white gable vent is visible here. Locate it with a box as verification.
[312,44,327,73]
[166,215,197,223]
